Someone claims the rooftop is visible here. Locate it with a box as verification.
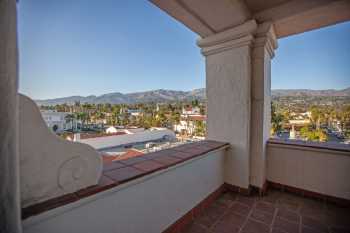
[102,148,145,162]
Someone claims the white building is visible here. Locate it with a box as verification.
[126,109,142,117]
[174,115,206,136]
[40,110,71,132]
[182,106,200,115]
[78,127,176,150]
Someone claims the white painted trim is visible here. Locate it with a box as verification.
[197,20,257,48]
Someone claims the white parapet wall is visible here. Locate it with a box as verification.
[19,94,103,207]
[79,128,176,150]
[267,141,350,200]
[22,149,225,233]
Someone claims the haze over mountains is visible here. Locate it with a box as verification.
[35,87,350,106]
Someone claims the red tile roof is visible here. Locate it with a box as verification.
[102,155,119,164]
[189,115,206,121]
[102,149,145,164]
[115,149,144,161]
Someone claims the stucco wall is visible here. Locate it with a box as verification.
[250,44,272,188]
[267,142,350,200]
[80,129,176,150]
[0,0,22,232]
[22,149,225,233]
[206,45,252,189]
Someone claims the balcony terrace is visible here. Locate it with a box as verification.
[18,137,349,233]
[181,188,350,233]
[1,0,350,233]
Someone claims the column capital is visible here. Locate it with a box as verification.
[253,22,278,58]
[197,20,257,56]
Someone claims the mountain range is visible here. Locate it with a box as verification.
[35,87,350,106]
[35,89,206,106]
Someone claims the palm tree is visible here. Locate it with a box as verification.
[65,114,75,131]
[195,120,205,136]
[310,106,321,130]
[76,112,88,129]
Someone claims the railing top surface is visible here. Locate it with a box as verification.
[268,138,350,154]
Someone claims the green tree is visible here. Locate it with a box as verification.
[310,106,322,130]
[300,125,310,138]
[76,112,88,128]
[192,99,199,107]
[300,125,328,142]
[271,103,284,135]
[194,120,205,136]
[65,114,75,131]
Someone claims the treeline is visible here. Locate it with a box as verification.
[40,100,206,132]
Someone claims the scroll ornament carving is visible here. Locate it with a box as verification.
[19,94,102,207]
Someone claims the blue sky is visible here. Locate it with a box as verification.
[18,1,350,99]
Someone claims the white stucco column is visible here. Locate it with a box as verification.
[0,0,22,232]
[198,20,277,191]
[250,23,277,189]
[197,20,258,190]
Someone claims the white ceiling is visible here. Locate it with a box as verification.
[150,0,350,38]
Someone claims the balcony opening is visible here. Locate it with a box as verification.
[271,22,350,146]
[18,1,207,163]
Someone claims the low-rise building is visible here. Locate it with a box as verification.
[126,109,142,117]
[174,115,206,136]
[182,106,200,115]
[77,127,176,150]
[40,110,72,132]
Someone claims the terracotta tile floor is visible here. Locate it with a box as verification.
[182,190,350,233]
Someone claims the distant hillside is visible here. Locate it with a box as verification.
[271,87,350,97]
[35,88,206,106]
[35,87,350,106]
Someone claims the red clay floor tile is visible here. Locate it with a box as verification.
[103,161,126,172]
[274,217,300,233]
[104,166,143,183]
[271,228,289,233]
[230,202,252,217]
[181,222,209,233]
[132,160,164,172]
[302,216,329,233]
[255,201,276,214]
[151,155,182,166]
[236,195,256,207]
[250,209,274,226]
[169,151,195,160]
[277,208,301,223]
[142,150,171,160]
[241,219,270,233]
[215,192,237,207]
[211,214,241,233]
[278,197,302,212]
[118,156,148,166]
[195,204,227,228]
[302,226,327,233]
